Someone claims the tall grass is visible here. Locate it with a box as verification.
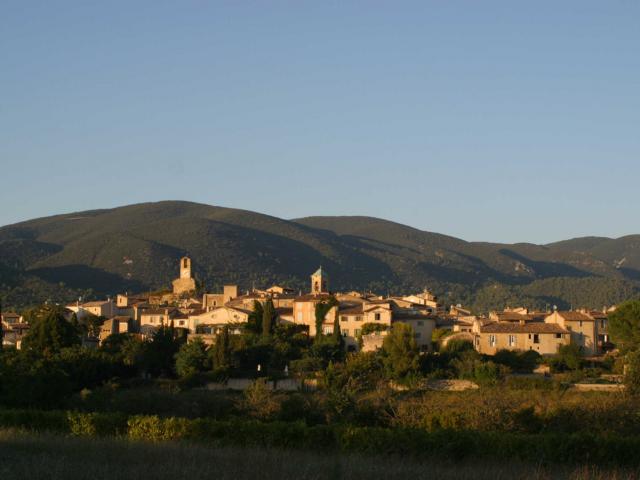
[0,429,637,480]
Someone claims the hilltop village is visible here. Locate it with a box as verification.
[1,256,615,358]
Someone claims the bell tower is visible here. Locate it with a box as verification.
[173,256,196,295]
[310,266,328,294]
[180,256,192,279]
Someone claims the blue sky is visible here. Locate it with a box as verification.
[1,1,638,243]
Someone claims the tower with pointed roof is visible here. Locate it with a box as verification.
[310,266,328,294]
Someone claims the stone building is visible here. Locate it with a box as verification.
[172,256,196,295]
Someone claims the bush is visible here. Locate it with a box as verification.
[4,408,640,465]
[493,349,540,373]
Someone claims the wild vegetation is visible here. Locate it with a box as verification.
[5,429,640,480]
[0,301,639,478]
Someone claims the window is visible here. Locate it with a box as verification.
[414,333,421,339]
[508,334,516,347]
[555,333,562,339]
[340,316,347,322]
[374,313,381,321]
[355,315,363,322]
[179,320,185,326]
[323,326,333,335]
[342,329,349,336]
[579,320,583,327]
[417,321,424,326]
[489,335,496,347]
[533,334,540,344]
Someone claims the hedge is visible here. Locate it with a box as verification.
[1,408,640,466]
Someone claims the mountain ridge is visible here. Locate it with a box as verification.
[1,201,638,312]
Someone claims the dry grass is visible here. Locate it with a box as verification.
[0,429,638,480]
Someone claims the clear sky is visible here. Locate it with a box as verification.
[1,1,638,244]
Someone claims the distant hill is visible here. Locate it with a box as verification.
[0,201,638,312]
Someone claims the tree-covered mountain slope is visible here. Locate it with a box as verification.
[0,201,637,311]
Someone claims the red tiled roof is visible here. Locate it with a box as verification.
[556,311,594,322]
[481,322,569,334]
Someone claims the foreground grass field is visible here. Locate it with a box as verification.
[0,429,639,480]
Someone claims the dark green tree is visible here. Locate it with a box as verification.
[609,300,640,351]
[625,349,640,395]
[331,309,342,343]
[247,300,264,334]
[262,298,276,337]
[212,326,232,370]
[22,305,80,355]
[381,322,419,380]
[141,324,181,377]
[175,337,209,378]
[0,300,4,352]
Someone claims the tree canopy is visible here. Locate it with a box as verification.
[22,305,80,355]
[609,300,640,351]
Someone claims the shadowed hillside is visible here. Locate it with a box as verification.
[0,201,638,311]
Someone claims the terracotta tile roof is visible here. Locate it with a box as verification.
[481,322,569,334]
[294,293,334,302]
[556,311,594,322]
[339,305,364,315]
[82,300,111,307]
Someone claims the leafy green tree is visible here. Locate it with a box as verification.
[381,322,419,380]
[624,349,640,395]
[22,305,80,355]
[309,335,344,367]
[175,337,209,378]
[442,338,475,354]
[493,349,540,373]
[77,313,105,338]
[609,300,640,351]
[262,298,276,337]
[141,325,182,377]
[0,349,73,408]
[549,344,582,372]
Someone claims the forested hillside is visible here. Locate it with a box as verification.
[0,201,638,311]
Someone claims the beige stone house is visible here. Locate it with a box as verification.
[66,299,115,319]
[99,316,133,342]
[544,311,598,355]
[202,285,239,310]
[474,321,570,355]
[187,305,251,333]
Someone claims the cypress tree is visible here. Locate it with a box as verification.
[214,325,231,370]
[248,300,264,333]
[262,298,276,337]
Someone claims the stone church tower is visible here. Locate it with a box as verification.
[172,256,196,295]
[310,266,328,294]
